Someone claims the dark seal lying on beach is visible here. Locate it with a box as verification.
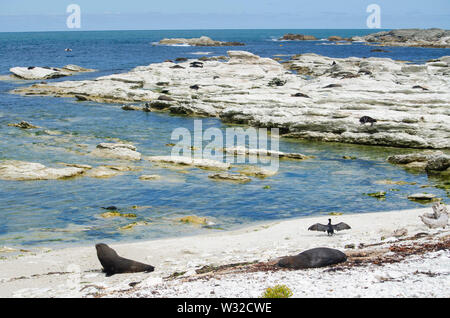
[277,247,347,269]
[95,243,155,277]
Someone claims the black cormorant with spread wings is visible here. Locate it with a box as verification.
[308,219,351,236]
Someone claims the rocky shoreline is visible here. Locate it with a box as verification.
[12,50,450,149]
[278,29,450,48]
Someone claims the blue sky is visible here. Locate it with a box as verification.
[0,0,449,32]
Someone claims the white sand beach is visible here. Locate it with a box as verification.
[0,206,448,298]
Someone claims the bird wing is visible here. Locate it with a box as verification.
[308,223,328,232]
[333,222,351,231]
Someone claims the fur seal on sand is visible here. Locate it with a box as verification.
[95,243,155,276]
[308,219,351,236]
[278,247,347,269]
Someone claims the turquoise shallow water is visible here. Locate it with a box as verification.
[0,30,449,249]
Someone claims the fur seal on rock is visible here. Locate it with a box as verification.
[95,243,155,276]
[190,61,204,68]
[291,92,310,98]
[359,116,377,126]
[278,247,347,269]
[323,84,342,88]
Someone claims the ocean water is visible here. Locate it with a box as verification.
[0,29,448,249]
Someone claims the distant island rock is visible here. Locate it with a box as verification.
[354,28,450,48]
[279,34,317,41]
[158,36,244,47]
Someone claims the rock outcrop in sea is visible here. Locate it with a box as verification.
[354,28,450,48]
[91,143,142,161]
[279,34,317,41]
[158,36,244,47]
[13,51,450,149]
[0,161,87,181]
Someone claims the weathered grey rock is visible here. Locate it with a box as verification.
[361,28,450,48]
[8,121,39,129]
[122,105,143,111]
[426,155,450,171]
[387,151,444,164]
[328,36,344,42]
[279,34,317,41]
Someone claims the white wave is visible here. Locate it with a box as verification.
[151,42,192,47]
[190,52,212,55]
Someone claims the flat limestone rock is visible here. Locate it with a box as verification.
[91,143,141,161]
[85,166,121,178]
[224,146,309,160]
[408,193,437,201]
[208,173,252,183]
[147,156,230,170]
[12,51,450,149]
[236,166,278,178]
[9,64,94,80]
[139,174,161,181]
[0,160,87,181]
